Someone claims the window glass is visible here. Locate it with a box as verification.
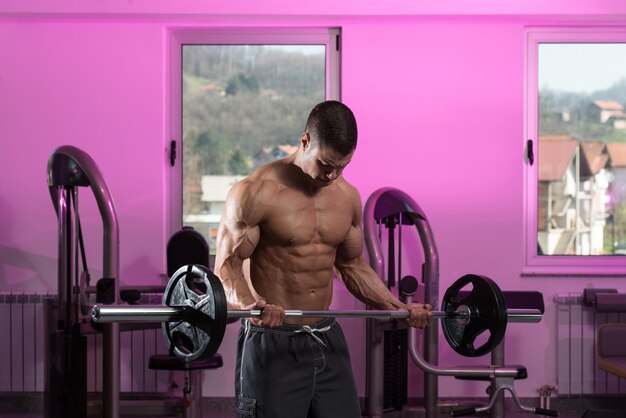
[525,29,626,274]
[537,43,626,255]
[175,35,337,253]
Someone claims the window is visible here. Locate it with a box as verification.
[168,29,340,252]
[525,28,626,275]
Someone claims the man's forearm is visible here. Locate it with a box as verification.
[216,263,257,309]
[226,278,257,309]
[340,263,406,310]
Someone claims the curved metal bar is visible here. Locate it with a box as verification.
[408,326,520,378]
[363,187,440,418]
[47,145,120,418]
[473,385,535,415]
[47,145,120,288]
[362,187,440,308]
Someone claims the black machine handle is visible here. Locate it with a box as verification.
[535,407,559,417]
[451,407,477,417]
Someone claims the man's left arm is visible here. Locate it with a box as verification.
[334,192,431,328]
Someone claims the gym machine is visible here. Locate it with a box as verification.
[46,145,120,418]
[362,187,555,418]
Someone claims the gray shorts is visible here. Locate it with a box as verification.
[235,318,361,418]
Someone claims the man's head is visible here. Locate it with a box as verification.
[304,100,358,155]
[297,101,358,187]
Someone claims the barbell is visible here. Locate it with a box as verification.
[91,264,542,362]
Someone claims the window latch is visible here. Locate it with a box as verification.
[527,139,534,166]
[170,140,177,167]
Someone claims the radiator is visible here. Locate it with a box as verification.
[554,293,626,396]
[0,293,46,392]
[0,293,171,394]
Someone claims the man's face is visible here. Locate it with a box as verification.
[302,133,354,187]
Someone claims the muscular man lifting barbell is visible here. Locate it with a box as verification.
[212,100,433,418]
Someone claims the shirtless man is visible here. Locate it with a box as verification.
[214,100,432,418]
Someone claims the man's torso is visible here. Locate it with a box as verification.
[246,161,356,323]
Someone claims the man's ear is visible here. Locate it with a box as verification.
[301,132,310,149]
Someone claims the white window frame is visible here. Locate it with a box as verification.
[524,27,626,276]
[165,27,341,238]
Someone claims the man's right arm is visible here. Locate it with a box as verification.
[213,180,285,327]
[213,180,260,309]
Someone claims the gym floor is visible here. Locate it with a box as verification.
[0,411,594,417]
[0,399,612,418]
[4,392,626,417]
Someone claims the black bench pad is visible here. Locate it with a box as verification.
[149,353,223,371]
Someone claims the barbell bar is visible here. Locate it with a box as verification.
[90,264,543,362]
[91,305,543,323]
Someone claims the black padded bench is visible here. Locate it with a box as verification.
[148,226,223,418]
[149,353,223,371]
[454,290,543,382]
[454,364,528,381]
[148,353,223,417]
[597,323,626,379]
[448,291,553,416]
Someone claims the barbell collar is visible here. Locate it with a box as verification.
[91,305,542,324]
[502,309,543,323]
[91,305,189,323]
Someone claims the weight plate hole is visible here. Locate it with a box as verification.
[459,283,474,297]
[185,274,208,296]
[173,331,195,354]
[473,329,490,348]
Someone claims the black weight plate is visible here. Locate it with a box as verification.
[441,274,507,357]
[162,264,227,363]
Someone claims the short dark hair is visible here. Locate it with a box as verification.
[305,100,357,155]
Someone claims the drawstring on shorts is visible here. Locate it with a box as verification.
[294,324,332,347]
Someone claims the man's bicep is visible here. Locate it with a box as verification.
[214,183,261,273]
[217,220,259,262]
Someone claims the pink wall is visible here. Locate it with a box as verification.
[2,1,626,400]
[0,20,167,290]
[3,0,626,17]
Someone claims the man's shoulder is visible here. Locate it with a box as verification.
[335,177,360,201]
[337,178,364,220]
[231,164,282,197]
[252,160,282,178]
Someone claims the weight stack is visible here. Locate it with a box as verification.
[383,328,408,410]
[44,331,87,418]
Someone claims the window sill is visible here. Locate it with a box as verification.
[521,263,626,278]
